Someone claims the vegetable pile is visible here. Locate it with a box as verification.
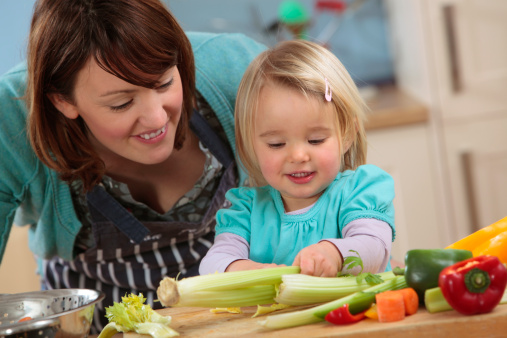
[149,216,507,333]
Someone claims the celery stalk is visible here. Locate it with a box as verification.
[425,285,507,313]
[168,285,277,308]
[424,287,452,313]
[157,266,300,307]
[275,271,397,305]
[259,276,407,329]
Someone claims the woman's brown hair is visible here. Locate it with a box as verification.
[26,0,195,191]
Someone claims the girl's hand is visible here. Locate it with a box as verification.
[292,241,343,277]
[225,259,285,272]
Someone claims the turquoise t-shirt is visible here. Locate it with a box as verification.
[215,164,395,266]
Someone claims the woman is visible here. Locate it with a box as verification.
[0,0,265,331]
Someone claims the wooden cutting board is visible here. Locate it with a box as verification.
[154,304,507,337]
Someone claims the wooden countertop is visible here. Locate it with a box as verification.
[147,303,507,337]
[364,85,429,130]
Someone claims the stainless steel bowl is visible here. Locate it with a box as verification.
[0,288,104,338]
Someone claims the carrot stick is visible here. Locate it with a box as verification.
[375,290,405,323]
[396,287,419,315]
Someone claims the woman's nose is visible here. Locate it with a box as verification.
[138,93,167,127]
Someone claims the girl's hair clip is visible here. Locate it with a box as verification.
[325,78,332,102]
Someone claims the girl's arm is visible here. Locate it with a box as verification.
[199,233,284,275]
[199,233,249,275]
[325,218,393,274]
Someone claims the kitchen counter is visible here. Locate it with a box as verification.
[146,303,507,337]
[364,85,429,130]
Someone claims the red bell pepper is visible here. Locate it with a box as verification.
[438,255,507,315]
[325,304,367,325]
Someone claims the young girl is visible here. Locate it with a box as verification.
[199,40,395,277]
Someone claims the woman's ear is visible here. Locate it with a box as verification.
[47,93,79,119]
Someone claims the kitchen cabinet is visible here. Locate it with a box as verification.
[364,86,446,262]
[386,0,507,243]
[367,122,446,262]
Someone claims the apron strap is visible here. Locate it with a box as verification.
[190,110,234,167]
[86,185,150,244]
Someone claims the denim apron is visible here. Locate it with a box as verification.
[42,111,236,333]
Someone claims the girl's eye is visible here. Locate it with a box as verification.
[110,99,133,111]
[268,143,285,149]
[309,139,325,145]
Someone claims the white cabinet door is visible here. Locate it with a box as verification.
[424,0,507,240]
[425,0,507,121]
[387,0,507,244]
[440,114,507,240]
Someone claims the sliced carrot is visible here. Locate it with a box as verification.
[364,303,379,320]
[18,316,32,322]
[375,290,405,323]
[395,287,419,315]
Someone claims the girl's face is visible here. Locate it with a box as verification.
[53,58,184,168]
[253,81,343,212]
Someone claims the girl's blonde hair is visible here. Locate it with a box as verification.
[235,39,368,186]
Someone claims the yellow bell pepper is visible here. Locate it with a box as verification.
[446,216,507,264]
[446,216,507,251]
[472,231,507,264]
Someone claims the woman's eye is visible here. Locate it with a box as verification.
[157,78,174,90]
[268,143,285,149]
[110,100,133,111]
[309,139,325,145]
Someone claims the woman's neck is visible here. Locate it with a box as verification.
[101,132,206,213]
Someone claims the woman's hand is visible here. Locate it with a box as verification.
[225,259,285,272]
[292,241,343,277]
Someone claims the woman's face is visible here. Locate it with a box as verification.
[54,58,184,167]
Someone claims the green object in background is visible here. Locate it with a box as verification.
[278,0,309,24]
[393,248,473,302]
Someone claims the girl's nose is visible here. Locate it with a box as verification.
[288,145,310,163]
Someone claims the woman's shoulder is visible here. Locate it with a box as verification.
[188,31,266,83]
[0,63,33,160]
[187,32,266,54]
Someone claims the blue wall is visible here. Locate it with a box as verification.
[0,0,393,85]
[0,1,36,76]
[166,0,394,86]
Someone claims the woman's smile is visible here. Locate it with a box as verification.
[135,122,168,143]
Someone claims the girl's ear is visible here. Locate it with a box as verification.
[47,93,79,119]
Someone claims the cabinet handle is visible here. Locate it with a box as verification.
[443,4,462,93]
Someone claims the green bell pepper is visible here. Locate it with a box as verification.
[393,248,473,301]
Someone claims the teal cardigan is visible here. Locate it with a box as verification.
[0,32,266,266]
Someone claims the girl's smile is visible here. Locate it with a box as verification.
[286,171,316,184]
